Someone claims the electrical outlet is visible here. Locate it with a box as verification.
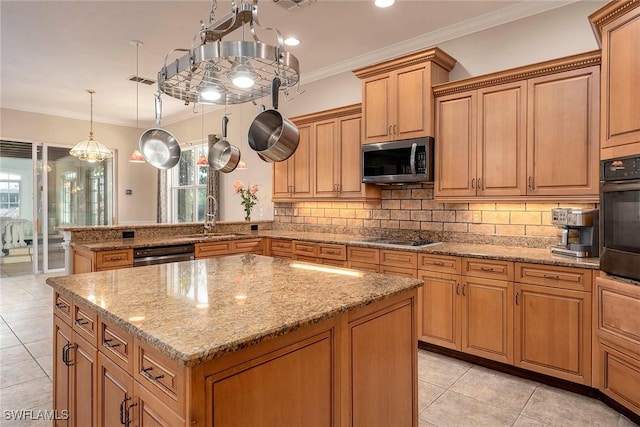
[122,231,135,239]
[251,224,258,231]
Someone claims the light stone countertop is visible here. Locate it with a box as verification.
[46,255,422,367]
[72,229,600,269]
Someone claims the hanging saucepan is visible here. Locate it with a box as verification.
[247,78,300,162]
[139,93,181,169]
[208,115,241,173]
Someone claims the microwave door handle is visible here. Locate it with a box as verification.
[410,143,417,176]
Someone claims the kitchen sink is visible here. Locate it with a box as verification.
[351,238,440,247]
[181,233,239,239]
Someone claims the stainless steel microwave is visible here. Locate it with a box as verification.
[361,137,434,184]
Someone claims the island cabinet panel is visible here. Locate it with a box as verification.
[53,316,72,427]
[592,2,640,158]
[54,291,72,324]
[72,300,98,346]
[99,317,133,375]
[73,247,133,274]
[71,334,97,427]
[514,283,591,385]
[349,298,416,427]
[97,352,134,427]
[134,381,187,427]
[73,248,94,274]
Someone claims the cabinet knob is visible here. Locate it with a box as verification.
[528,176,534,189]
[388,125,393,135]
[471,178,476,189]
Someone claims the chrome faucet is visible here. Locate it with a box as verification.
[204,195,217,233]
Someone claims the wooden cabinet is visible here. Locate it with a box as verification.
[419,255,514,365]
[594,275,640,414]
[97,352,133,427]
[267,238,293,259]
[53,316,72,427]
[272,123,312,199]
[434,51,600,201]
[73,247,133,274]
[347,246,380,272]
[194,238,263,259]
[353,47,455,144]
[514,263,592,385]
[590,1,640,159]
[379,249,418,278]
[275,105,380,201]
[290,240,348,267]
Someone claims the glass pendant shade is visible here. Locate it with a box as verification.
[71,90,112,162]
[236,159,247,169]
[197,154,209,165]
[129,149,146,163]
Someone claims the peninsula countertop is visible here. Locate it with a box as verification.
[46,254,423,367]
[71,229,600,270]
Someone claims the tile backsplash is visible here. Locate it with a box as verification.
[273,184,598,248]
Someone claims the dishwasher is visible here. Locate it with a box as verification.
[133,244,195,267]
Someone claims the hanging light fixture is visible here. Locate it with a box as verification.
[197,104,209,166]
[129,40,146,164]
[157,0,300,106]
[70,90,113,163]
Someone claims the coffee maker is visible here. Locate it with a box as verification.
[550,208,599,258]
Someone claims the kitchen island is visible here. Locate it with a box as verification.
[47,254,422,427]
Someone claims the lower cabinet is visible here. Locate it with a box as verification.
[195,238,263,259]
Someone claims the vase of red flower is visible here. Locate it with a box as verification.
[233,180,258,221]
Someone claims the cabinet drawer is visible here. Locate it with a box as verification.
[348,261,380,273]
[319,258,348,268]
[233,238,263,254]
[515,263,592,291]
[54,291,72,324]
[598,341,640,414]
[269,239,293,258]
[73,301,98,346]
[293,255,318,263]
[195,241,234,258]
[99,317,133,374]
[348,247,380,264]
[318,244,347,261]
[380,250,418,269]
[135,341,185,415]
[379,265,418,278]
[597,277,640,351]
[463,258,514,281]
[418,254,460,274]
[293,241,318,257]
[96,249,133,270]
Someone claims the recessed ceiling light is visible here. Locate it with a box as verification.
[375,0,394,7]
[284,37,300,46]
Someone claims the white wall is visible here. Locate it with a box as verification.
[0,1,606,224]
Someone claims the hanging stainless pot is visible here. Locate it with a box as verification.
[139,93,181,169]
[247,78,299,162]
[208,115,241,173]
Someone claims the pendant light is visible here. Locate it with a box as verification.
[129,40,146,163]
[70,90,113,163]
[197,104,209,166]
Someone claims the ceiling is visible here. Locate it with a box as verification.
[1,0,579,128]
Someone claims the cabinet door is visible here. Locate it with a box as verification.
[134,381,185,427]
[314,118,338,197]
[272,157,291,199]
[97,353,134,427]
[418,271,461,350]
[514,283,591,385]
[477,82,527,197]
[71,334,97,427]
[601,6,640,156]
[338,114,367,198]
[362,74,392,144]
[435,90,477,197]
[54,316,72,427]
[395,65,426,140]
[292,123,312,197]
[526,66,599,196]
[461,277,513,364]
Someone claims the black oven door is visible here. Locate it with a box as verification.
[600,180,640,281]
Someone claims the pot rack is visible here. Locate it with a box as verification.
[157,0,300,106]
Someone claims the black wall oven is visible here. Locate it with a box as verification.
[600,155,640,282]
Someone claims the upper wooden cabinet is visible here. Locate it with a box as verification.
[273,104,381,202]
[353,48,456,144]
[434,51,600,201]
[591,1,640,159]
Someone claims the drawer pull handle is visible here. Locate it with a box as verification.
[103,338,121,348]
[433,261,444,266]
[142,367,165,381]
[55,302,68,310]
[120,397,137,426]
[480,267,494,272]
[75,318,89,326]
[62,343,74,367]
[543,274,560,280]
[109,256,122,261]
[462,284,466,296]
[456,284,460,295]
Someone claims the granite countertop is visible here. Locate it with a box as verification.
[46,255,422,367]
[72,229,599,270]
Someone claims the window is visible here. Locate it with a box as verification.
[170,145,209,223]
[0,173,21,217]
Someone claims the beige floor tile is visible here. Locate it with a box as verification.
[0,332,21,349]
[420,390,518,427]
[513,415,552,426]
[418,379,445,412]
[24,339,52,359]
[0,357,47,389]
[521,385,621,427]
[13,326,51,345]
[1,307,52,323]
[0,377,52,416]
[419,419,438,427]
[0,344,32,366]
[449,365,537,414]
[619,415,640,427]
[9,317,52,335]
[417,350,472,389]
[35,355,52,378]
